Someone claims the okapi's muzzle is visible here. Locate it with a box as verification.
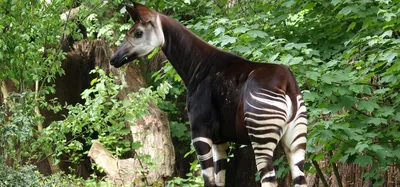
[110,45,137,68]
[110,54,122,68]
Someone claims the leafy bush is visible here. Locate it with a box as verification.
[0,163,42,187]
[0,162,117,187]
[37,68,170,165]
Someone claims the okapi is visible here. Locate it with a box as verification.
[110,3,307,187]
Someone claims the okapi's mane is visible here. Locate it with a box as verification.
[158,13,249,87]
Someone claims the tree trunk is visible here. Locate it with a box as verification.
[226,145,258,187]
[0,80,9,106]
[76,39,175,185]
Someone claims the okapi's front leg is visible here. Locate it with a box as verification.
[187,83,220,187]
[192,136,215,186]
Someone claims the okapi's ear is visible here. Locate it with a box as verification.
[124,2,155,23]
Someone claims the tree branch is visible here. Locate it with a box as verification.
[351,106,372,117]
[329,151,343,187]
[312,160,329,187]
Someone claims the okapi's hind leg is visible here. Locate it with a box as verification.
[282,95,308,187]
[243,87,291,187]
[212,142,229,186]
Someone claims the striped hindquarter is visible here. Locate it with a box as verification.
[244,87,307,187]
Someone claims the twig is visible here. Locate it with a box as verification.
[312,160,329,187]
[329,151,343,187]
[133,149,150,186]
[39,0,74,93]
[351,106,372,117]
[213,0,227,17]
[246,0,256,14]
[34,131,85,165]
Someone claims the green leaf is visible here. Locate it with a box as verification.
[289,57,303,65]
[147,46,160,59]
[355,155,373,168]
[331,0,342,6]
[219,35,237,46]
[280,54,293,65]
[374,88,390,94]
[268,53,280,63]
[380,30,393,38]
[338,96,357,109]
[214,27,225,36]
[349,85,364,93]
[358,100,379,112]
[394,113,400,121]
[303,92,319,102]
[131,141,142,150]
[368,38,379,47]
[376,106,395,117]
[379,51,397,63]
[321,73,335,84]
[284,43,309,50]
[122,100,131,107]
[338,6,353,16]
[282,0,296,7]
[347,22,356,32]
[339,154,349,163]
[247,30,268,38]
[233,27,249,34]
[369,145,384,152]
[393,148,400,159]
[367,118,388,125]
[306,71,320,81]
[232,45,251,54]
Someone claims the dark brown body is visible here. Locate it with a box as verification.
[187,57,301,145]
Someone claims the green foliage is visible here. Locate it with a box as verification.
[0,0,68,86]
[156,0,400,184]
[0,0,72,168]
[0,162,115,186]
[0,163,42,187]
[0,0,172,183]
[37,68,170,165]
[166,160,203,187]
[153,62,190,141]
[0,91,49,166]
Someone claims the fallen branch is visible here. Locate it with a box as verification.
[88,140,149,186]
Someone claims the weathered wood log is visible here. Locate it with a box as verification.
[88,140,149,185]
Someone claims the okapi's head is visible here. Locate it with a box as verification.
[110,3,164,68]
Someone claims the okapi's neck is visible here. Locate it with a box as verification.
[159,14,228,88]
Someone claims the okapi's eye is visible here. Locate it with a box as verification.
[133,30,143,38]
